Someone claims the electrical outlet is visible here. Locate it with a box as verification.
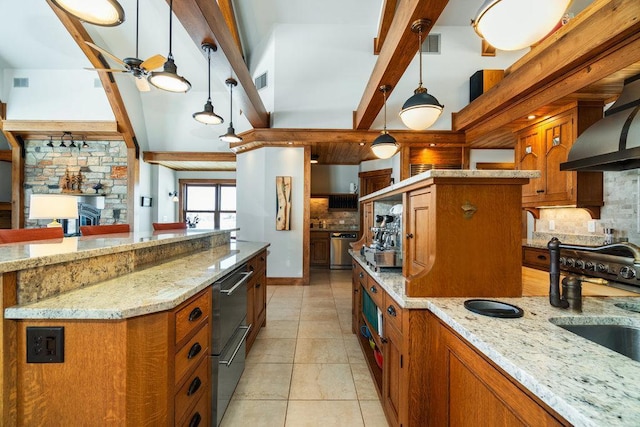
[549,220,555,231]
[339,220,345,224]
[588,220,597,233]
[26,326,64,363]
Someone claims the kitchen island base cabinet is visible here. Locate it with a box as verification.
[15,288,211,426]
[427,314,569,427]
[246,250,267,353]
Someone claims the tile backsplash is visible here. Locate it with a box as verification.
[310,197,359,230]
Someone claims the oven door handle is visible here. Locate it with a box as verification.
[219,325,252,367]
[220,271,253,296]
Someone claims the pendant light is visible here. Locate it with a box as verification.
[193,42,224,125]
[471,0,571,51]
[399,19,443,131]
[219,78,243,143]
[148,0,191,93]
[50,0,124,26]
[371,85,398,159]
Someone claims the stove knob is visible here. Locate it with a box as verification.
[620,266,636,279]
[559,257,567,266]
[575,260,586,269]
[596,263,608,273]
[566,258,576,267]
[585,261,595,271]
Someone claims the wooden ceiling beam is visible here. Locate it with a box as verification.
[0,151,11,162]
[46,1,136,152]
[143,151,236,163]
[374,0,398,55]
[1,120,118,134]
[217,0,244,58]
[353,0,450,130]
[454,0,640,136]
[170,0,269,128]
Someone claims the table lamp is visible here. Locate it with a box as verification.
[29,194,79,227]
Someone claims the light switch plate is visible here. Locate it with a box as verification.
[588,220,597,233]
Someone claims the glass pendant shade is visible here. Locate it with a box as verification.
[50,0,124,26]
[472,0,572,51]
[149,58,191,93]
[399,88,444,130]
[371,132,398,159]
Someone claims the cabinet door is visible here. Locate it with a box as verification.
[518,128,543,202]
[310,232,330,266]
[362,202,373,246]
[246,279,256,353]
[382,321,403,427]
[351,260,363,333]
[542,113,574,203]
[406,189,434,277]
[254,275,266,327]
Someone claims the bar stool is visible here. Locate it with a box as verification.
[152,222,187,231]
[79,224,130,236]
[0,227,64,244]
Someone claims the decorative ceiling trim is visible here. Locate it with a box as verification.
[353,0,450,130]
[170,0,270,128]
[46,0,135,150]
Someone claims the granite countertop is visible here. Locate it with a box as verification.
[0,229,234,273]
[4,241,269,320]
[360,169,541,202]
[351,252,640,426]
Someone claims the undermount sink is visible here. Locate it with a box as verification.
[550,320,640,362]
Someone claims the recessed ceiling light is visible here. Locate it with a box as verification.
[527,115,536,120]
[430,143,436,147]
[288,142,293,145]
[359,142,365,146]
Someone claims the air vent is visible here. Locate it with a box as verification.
[422,34,441,54]
[254,72,267,90]
[13,78,29,88]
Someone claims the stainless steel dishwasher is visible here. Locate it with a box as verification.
[330,232,358,269]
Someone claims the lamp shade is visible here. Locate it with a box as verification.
[148,58,191,93]
[371,132,398,159]
[399,89,444,130]
[50,0,124,26]
[219,126,243,143]
[29,194,79,227]
[193,100,224,125]
[472,0,571,51]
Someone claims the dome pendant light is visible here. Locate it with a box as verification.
[399,19,444,131]
[148,0,191,93]
[219,78,243,143]
[50,0,124,26]
[471,0,572,51]
[193,42,224,125]
[371,85,398,159]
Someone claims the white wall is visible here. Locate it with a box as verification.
[469,149,514,169]
[151,165,178,224]
[237,147,305,278]
[311,164,359,193]
[248,30,276,117]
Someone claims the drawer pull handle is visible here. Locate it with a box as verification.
[370,286,377,294]
[189,412,202,427]
[381,337,388,344]
[260,256,265,261]
[256,283,261,288]
[406,233,414,239]
[221,271,253,296]
[220,325,252,367]
[387,305,397,317]
[537,255,547,260]
[536,189,545,193]
[359,272,364,278]
[188,307,203,322]
[187,342,202,359]
[187,376,202,396]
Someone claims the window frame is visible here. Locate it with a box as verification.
[178,179,236,230]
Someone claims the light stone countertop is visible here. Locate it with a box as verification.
[351,252,640,426]
[0,229,235,273]
[4,240,269,320]
[360,169,540,202]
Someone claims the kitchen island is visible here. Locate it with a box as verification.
[353,251,640,426]
[0,229,269,425]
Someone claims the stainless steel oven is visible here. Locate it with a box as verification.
[211,264,253,426]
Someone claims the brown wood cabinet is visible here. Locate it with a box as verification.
[351,260,364,333]
[522,246,550,271]
[246,250,267,353]
[517,103,604,217]
[15,287,212,426]
[310,231,330,267]
[427,313,568,426]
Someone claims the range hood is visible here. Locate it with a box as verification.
[561,74,640,171]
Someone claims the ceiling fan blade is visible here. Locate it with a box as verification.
[135,77,151,92]
[85,41,126,66]
[84,67,127,73]
[140,54,166,71]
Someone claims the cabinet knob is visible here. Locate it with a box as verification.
[359,272,364,278]
[370,286,377,293]
[387,305,397,317]
[537,255,547,261]
[256,283,261,288]
[406,233,414,239]
[187,376,202,396]
[188,307,203,322]
[187,342,202,359]
[381,337,388,344]
[189,413,202,427]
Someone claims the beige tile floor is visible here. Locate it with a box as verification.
[220,269,389,427]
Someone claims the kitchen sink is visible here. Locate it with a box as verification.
[550,321,640,362]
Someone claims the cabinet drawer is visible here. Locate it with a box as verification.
[365,275,384,309]
[175,357,209,425]
[248,250,267,274]
[176,289,211,346]
[522,246,550,271]
[383,292,404,333]
[175,323,209,385]
[179,391,210,427]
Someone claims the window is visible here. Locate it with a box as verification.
[180,180,236,236]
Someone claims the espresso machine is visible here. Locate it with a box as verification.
[364,205,402,270]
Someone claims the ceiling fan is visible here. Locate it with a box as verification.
[85,0,165,91]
